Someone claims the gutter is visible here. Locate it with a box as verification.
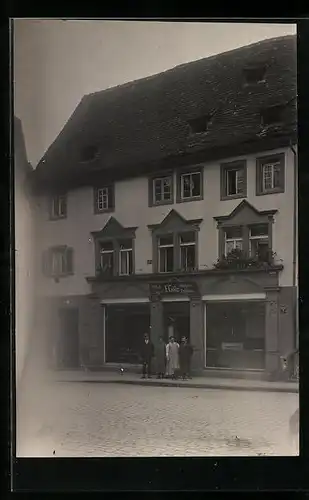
[289,143,298,350]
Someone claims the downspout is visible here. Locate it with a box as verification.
[289,143,298,350]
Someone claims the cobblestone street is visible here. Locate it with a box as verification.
[17,379,299,457]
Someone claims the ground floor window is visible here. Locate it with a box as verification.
[105,303,150,363]
[162,301,190,343]
[206,301,265,370]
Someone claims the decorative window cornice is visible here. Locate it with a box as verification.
[91,216,137,240]
[214,200,277,228]
[148,209,202,235]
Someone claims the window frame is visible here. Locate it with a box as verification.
[157,234,174,274]
[94,184,115,214]
[220,160,247,201]
[256,153,285,196]
[224,227,243,256]
[96,237,135,276]
[49,194,67,220]
[249,224,270,259]
[119,240,133,276]
[148,171,174,207]
[176,167,204,203]
[179,231,197,272]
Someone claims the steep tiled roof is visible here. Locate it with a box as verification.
[34,35,296,189]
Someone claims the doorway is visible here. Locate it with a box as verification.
[162,301,190,343]
[58,308,79,368]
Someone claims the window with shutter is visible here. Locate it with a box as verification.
[221,160,247,200]
[42,246,74,278]
[256,153,285,195]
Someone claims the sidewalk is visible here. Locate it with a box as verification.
[52,370,299,394]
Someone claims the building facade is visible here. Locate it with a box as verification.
[30,35,297,377]
[14,117,35,388]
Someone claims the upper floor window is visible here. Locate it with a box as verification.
[249,224,269,260]
[149,172,173,207]
[221,161,247,200]
[50,194,67,220]
[94,185,115,213]
[158,235,174,273]
[256,153,285,195]
[42,246,74,278]
[154,176,173,204]
[177,169,203,203]
[179,232,196,271]
[224,227,243,255]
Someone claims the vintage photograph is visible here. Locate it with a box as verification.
[14,19,298,457]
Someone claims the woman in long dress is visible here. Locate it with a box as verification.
[166,336,179,379]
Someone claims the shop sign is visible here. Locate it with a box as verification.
[149,281,199,296]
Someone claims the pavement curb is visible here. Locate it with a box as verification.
[56,378,299,394]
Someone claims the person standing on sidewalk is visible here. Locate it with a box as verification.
[166,336,179,380]
[141,333,154,379]
[179,336,193,380]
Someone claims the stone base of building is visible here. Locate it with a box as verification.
[37,271,296,380]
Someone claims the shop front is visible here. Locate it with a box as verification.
[84,266,293,375]
[104,301,150,364]
[205,299,265,370]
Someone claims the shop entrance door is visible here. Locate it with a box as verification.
[162,301,190,343]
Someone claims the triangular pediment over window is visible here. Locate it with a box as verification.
[209,275,264,294]
[148,209,202,235]
[214,200,277,227]
[91,217,137,239]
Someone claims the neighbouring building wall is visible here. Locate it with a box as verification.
[14,118,35,388]
[34,146,296,298]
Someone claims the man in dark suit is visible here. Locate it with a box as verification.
[141,333,154,379]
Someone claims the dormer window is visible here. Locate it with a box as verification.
[80,145,99,163]
[261,105,285,127]
[243,65,266,85]
[188,114,213,134]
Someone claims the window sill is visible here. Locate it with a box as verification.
[221,193,247,201]
[256,188,284,196]
[49,215,67,221]
[176,195,203,204]
[94,207,115,214]
[149,199,174,207]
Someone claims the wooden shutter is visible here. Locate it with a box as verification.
[65,247,74,275]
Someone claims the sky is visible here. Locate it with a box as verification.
[13,20,296,167]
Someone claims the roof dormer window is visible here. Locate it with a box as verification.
[80,145,99,163]
[188,114,213,134]
[243,65,266,85]
[261,104,285,127]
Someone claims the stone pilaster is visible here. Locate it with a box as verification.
[190,299,204,370]
[150,298,164,348]
[265,288,280,373]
